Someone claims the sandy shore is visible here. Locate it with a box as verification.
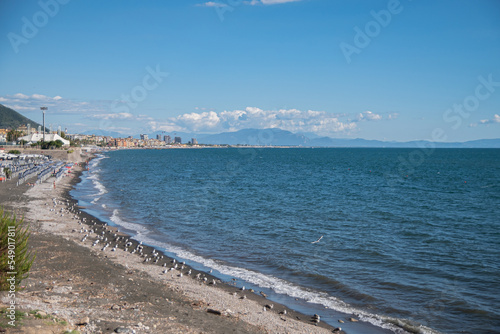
[0,160,345,333]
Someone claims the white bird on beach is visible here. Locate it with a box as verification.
[311,235,323,244]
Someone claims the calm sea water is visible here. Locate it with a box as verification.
[71,148,500,334]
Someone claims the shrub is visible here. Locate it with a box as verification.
[0,208,36,291]
[7,150,20,155]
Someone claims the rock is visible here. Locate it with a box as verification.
[111,304,121,310]
[348,317,358,322]
[333,327,342,333]
[207,309,222,316]
[37,311,47,317]
[265,304,273,310]
[76,316,90,325]
[338,319,344,323]
[53,286,72,294]
[114,327,134,333]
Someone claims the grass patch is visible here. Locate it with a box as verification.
[0,208,36,291]
[0,307,25,327]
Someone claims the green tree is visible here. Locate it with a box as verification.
[41,140,63,149]
[6,130,22,142]
[0,208,36,291]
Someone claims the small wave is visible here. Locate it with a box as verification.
[92,179,108,197]
[131,234,442,334]
[109,209,150,234]
[89,154,108,168]
[91,197,101,204]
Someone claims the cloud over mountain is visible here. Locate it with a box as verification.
[470,114,500,127]
[149,107,370,136]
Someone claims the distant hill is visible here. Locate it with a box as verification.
[200,128,310,146]
[79,126,500,148]
[0,104,43,130]
[82,129,125,138]
[194,128,500,148]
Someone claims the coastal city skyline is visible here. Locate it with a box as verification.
[1,0,500,142]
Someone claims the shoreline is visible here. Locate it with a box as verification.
[1,158,350,333]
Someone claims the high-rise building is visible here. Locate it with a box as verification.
[174,136,182,144]
[163,135,171,144]
[140,134,149,140]
[156,134,161,140]
[191,138,198,145]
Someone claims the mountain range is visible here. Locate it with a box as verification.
[143,128,500,148]
[2,104,499,148]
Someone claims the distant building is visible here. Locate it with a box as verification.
[17,124,28,134]
[191,138,198,145]
[140,134,149,140]
[163,135,171,144]
[156,134,161,140]
[174,136,182,144]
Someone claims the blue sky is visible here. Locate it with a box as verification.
[1,0,499,141]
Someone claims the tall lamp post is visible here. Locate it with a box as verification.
[40,107,47,146]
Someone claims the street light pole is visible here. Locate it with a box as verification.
[40,107,47,146]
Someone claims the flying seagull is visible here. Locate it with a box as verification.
[311,235,323,244]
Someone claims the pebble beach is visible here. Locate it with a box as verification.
[0,156,344,334]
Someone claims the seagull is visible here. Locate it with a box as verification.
[311,235,323,244]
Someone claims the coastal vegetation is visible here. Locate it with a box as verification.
[0,208,35,291]
[40,140,64,149]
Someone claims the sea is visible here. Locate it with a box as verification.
[70,148,500,334]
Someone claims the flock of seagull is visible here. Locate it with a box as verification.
[47,197,220,285]
[44,196,342,333]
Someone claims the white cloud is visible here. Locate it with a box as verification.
[198,0,301,7]
[5,105,37,111]
[0,93,109,115]
[13,93,29,99]
[197,2,228,7]
[357,111,382,121]
[470,114,500,127]
[150,107,358,136]
[88,113,134,120]
[257,0,301,4]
